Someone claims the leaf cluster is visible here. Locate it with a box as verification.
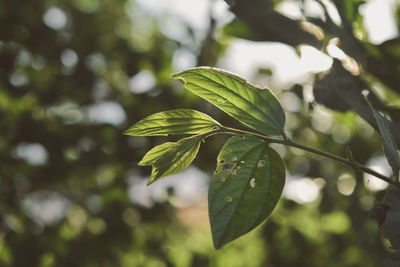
[125,67,286,248]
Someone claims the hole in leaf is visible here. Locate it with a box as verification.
[223,163,235,170]
[250,178,256,188]
[225,196,233,203]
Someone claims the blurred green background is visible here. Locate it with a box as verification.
[2,0,400,266]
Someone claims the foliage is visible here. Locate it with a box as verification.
[220,0,400,264]
[125,67,287,248]
[3,0,400,266]
[126,66,400,251]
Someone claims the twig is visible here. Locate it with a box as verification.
[221,126,399,187]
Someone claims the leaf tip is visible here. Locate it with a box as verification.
[172,72,187,86]
[212,234,232,249]
[123,125,138,136]
[213,240,224,250]
[171,72,183,79]
[137,159,148,166]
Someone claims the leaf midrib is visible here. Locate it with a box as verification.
[211,71,283,127]
[185,71,282,133]
[128,124,217,134]
[151,140,200,182]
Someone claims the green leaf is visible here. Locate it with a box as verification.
[140,132,214,185]
[124,109,221,136]
[208,135,285,248]
[172,67,285,136]
[223,19,256,41]
[366,97,400,179]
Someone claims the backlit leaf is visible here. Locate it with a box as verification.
[172,67,285,136]
[208,135,285,248]
[124,109,221,136]
[139,131,215,185]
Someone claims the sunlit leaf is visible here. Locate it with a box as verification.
[124,109,221,136]
[172,67,285,136]
[139,132,215,185]
[366,97,400,179]
[208,135,285,248]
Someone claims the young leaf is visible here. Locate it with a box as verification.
[208,135,285,248]
[366,97,400,179]
[139,132,214,185]
[172,67,285,136]
[124,109,221,136]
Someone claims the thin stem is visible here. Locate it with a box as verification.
[221,126,399,187]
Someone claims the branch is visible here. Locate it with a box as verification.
[221,126,399,187]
